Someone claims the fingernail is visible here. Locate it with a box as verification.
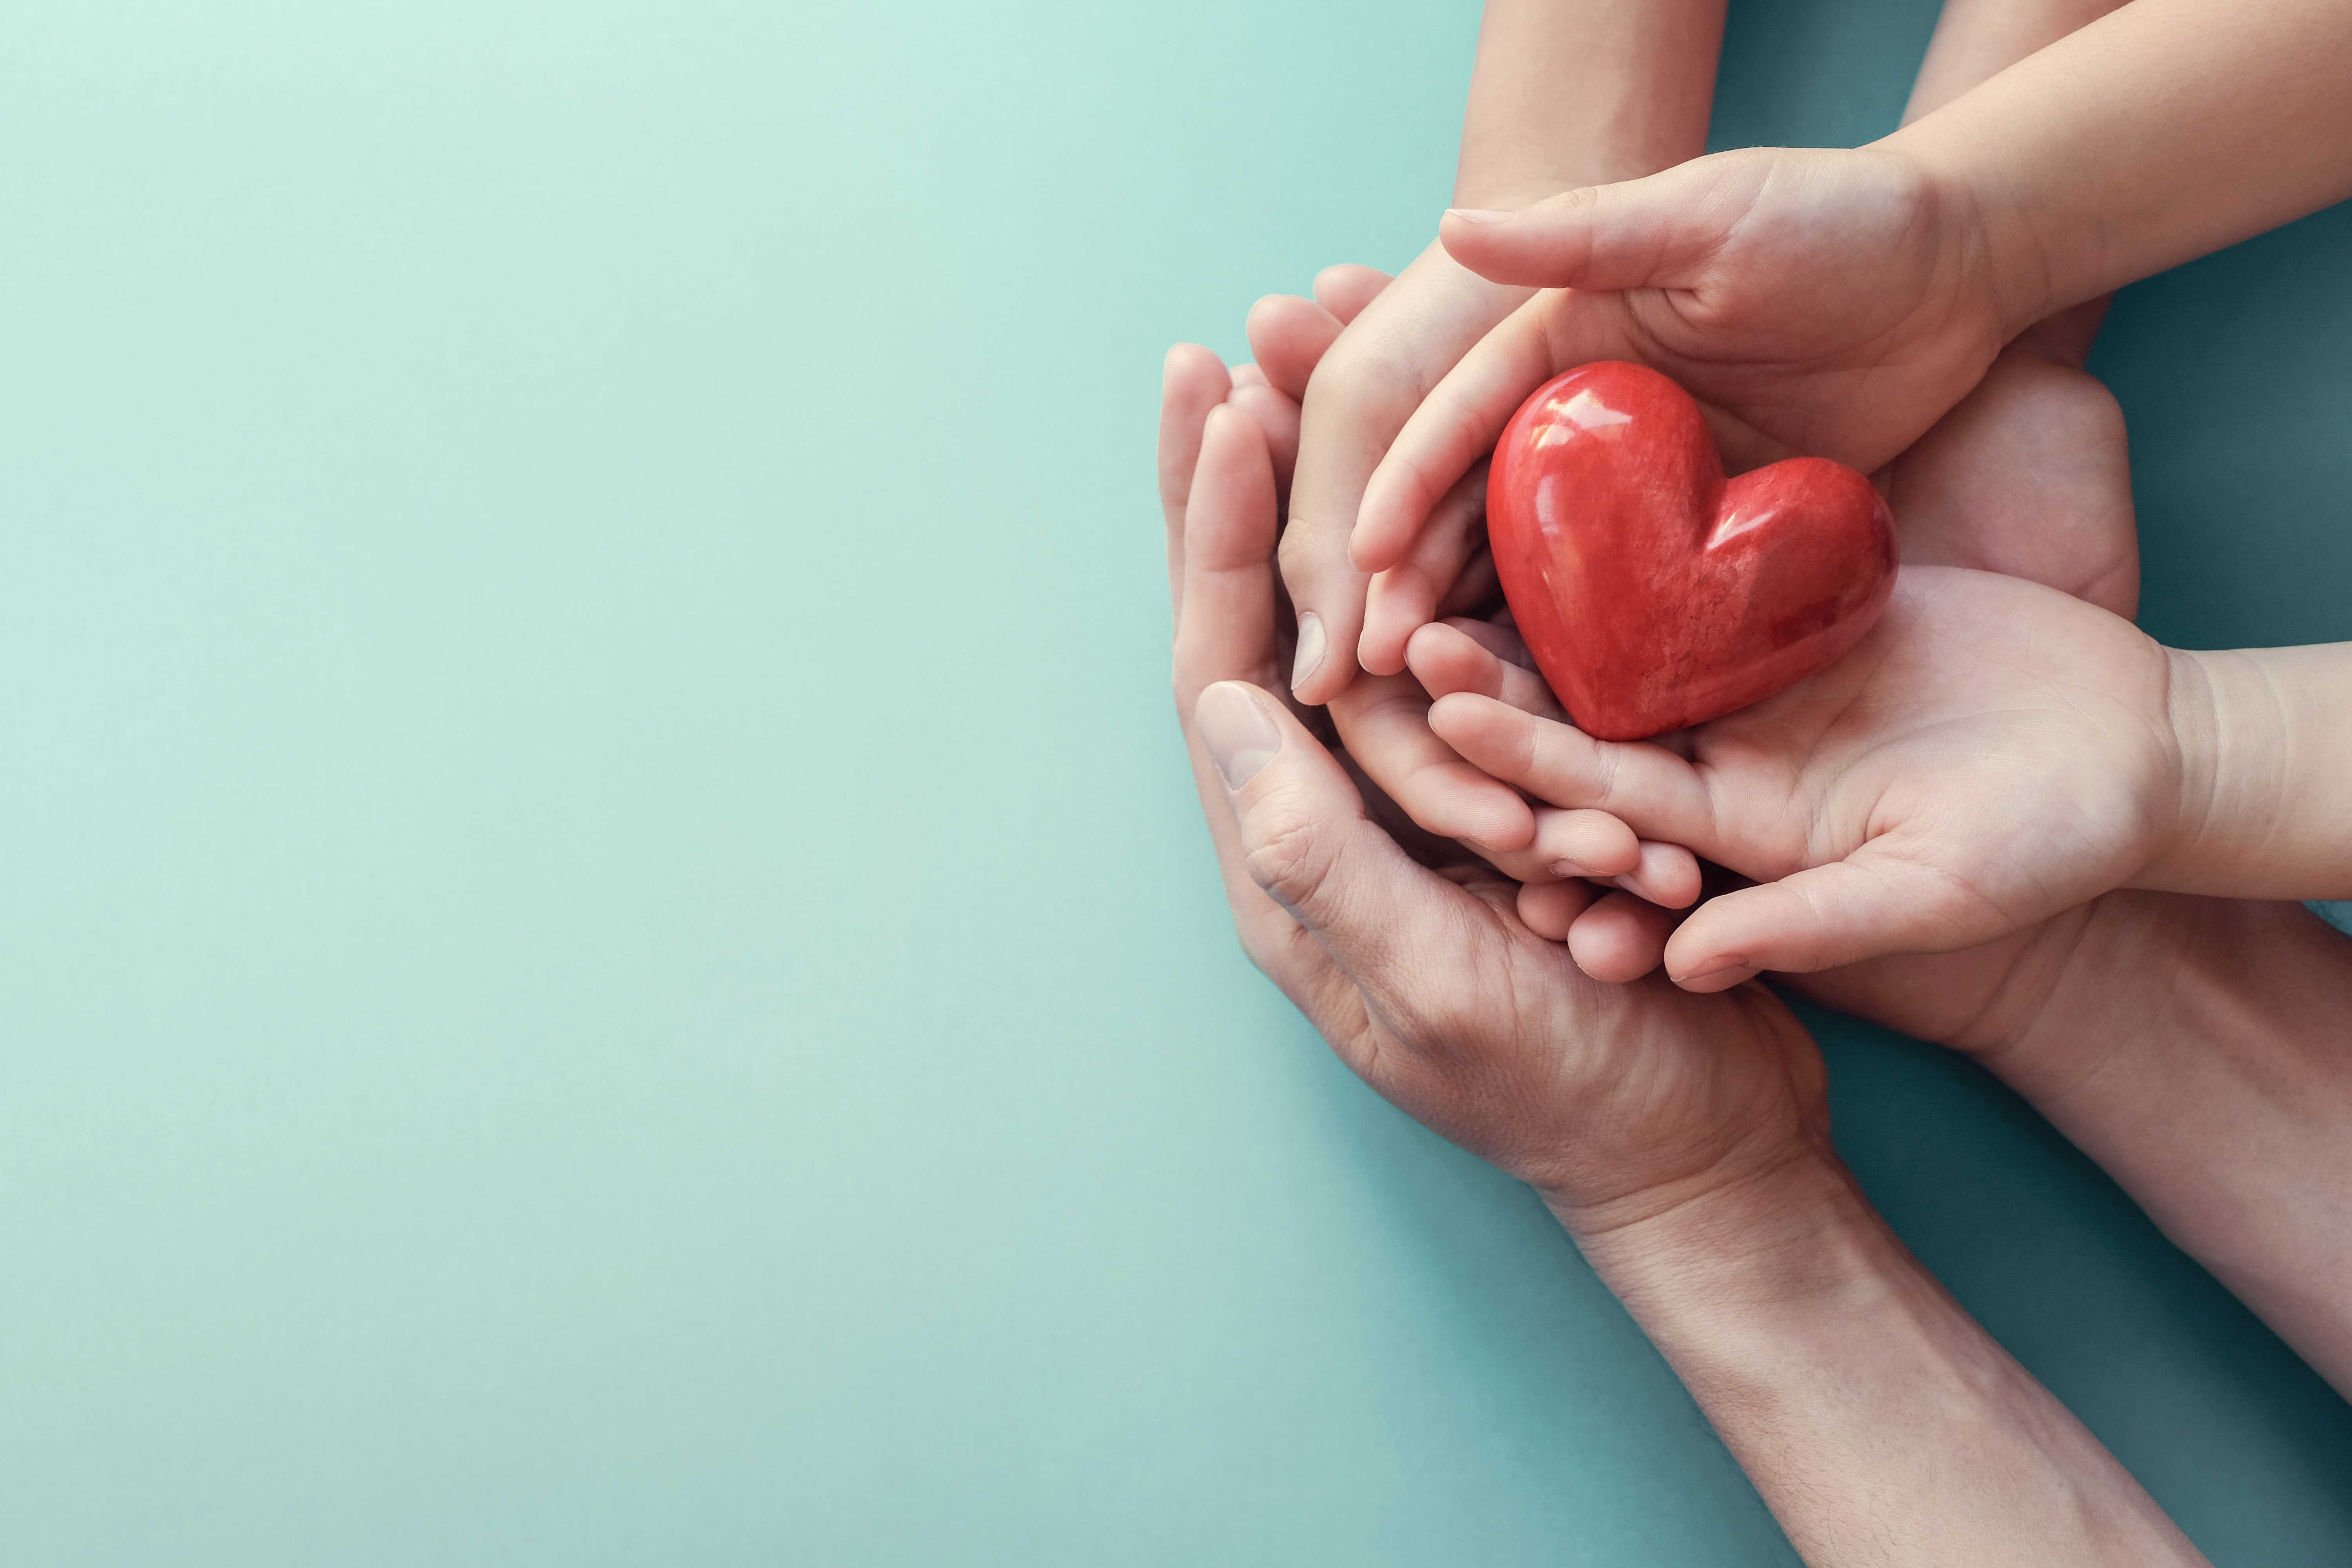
[1196,682,1282,791]
[1290,612,1327,691]
[1674,960,1756,992]
[1445,207,1514,225]
[1549,860,1589,880]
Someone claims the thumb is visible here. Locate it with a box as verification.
[1196,681,1472,989]
[1660,845,2020,991]
[1440,155,1755,293]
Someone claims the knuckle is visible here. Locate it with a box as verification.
[1306,341,1428,420]
[1242,801,1331,914]
[1588,740,1622,805]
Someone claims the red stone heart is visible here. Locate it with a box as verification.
[1486,362,1897,740]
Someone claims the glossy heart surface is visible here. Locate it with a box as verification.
[1486,362,1897,740]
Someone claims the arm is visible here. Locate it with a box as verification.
[1163,347,2203,1566]
[1579,1158,2207,1566]
[2156,644,2352,898]
[1385,581,2352,1403]
[1820,892,2352,1402]
[1353,0,2351,611]
[1888,0,2352,334]
[1901,0,2127,125]
[1456,0,1726,209]
[1283,0,1726,706]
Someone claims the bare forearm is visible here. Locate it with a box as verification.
[2154,642,2352,900]
[1982,895,2352,1396]
[1563,1155,2205,1566]
[1456,0,1724,206]
[1883,0,2352,330]
[1901,0,2126,124]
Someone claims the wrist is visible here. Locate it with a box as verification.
[1550,1142,1889,1330]
[2146,643,2352,900]
[1873,122,2062,342]
[2149,647,2224,892]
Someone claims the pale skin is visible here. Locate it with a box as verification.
[1400,610,2352,1399]
[1261,0,2152,979]
[1160,0,2352,1555]
[1345,0,2352,1404]
[1341,0,2352,634]
[1882,0,2134,617]
[1421,572,2352,985]
[1275,0,1728,713]
[1161,361,2207,1567]
[1243,0,1730,934]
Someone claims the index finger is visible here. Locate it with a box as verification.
[1351,279,1664,575]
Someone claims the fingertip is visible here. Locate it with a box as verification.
[1437,211,1511,276]
[1404,621,1500,701]
[1347,519,1400,575]
[1227,382,1301,473]
[1662,906,1760,989]
[1621,841,1702,910]
[1164,341,1214,374]
[1348,464,1423,575]
[1532,807,1639,879]
[1359,566,1436,678]
[1312,262,1394,323]
[1669,959,1760,993]
[1421,688,1476,740]
[1422,688,1466,730]
[1566,890,1673,984]
[1195,679,1287,795]
[1403,766,1534,853]
[1517,878,1593,942]
[1200,399,1255,450]
[1282,606,1325,698]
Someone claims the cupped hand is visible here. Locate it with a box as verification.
[1420,564,2186,989]
[1884,303,2138,618]
[1160,343,1829,1229]
[1272,241,1537,706]
[1232,276,1704,944]
[1349,146,2012,624]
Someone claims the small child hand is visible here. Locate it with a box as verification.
[1421,565,2188,988]
[1341,145,2010,641]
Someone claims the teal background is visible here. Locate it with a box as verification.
[2,0,2349,1561]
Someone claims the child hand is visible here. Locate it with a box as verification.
[1318,146,2011,663]
[1419,565,2189,989]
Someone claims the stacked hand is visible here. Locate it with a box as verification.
[1160,343,1831,1233]
[1158,0,2352,1556]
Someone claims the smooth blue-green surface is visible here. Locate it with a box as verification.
[1,2,2348,1563]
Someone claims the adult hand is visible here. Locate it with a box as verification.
[1161,344,1828,1226]
[1232,303,1712,973]
[1161,342,2213,1563]
[1884,305,2138,618]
